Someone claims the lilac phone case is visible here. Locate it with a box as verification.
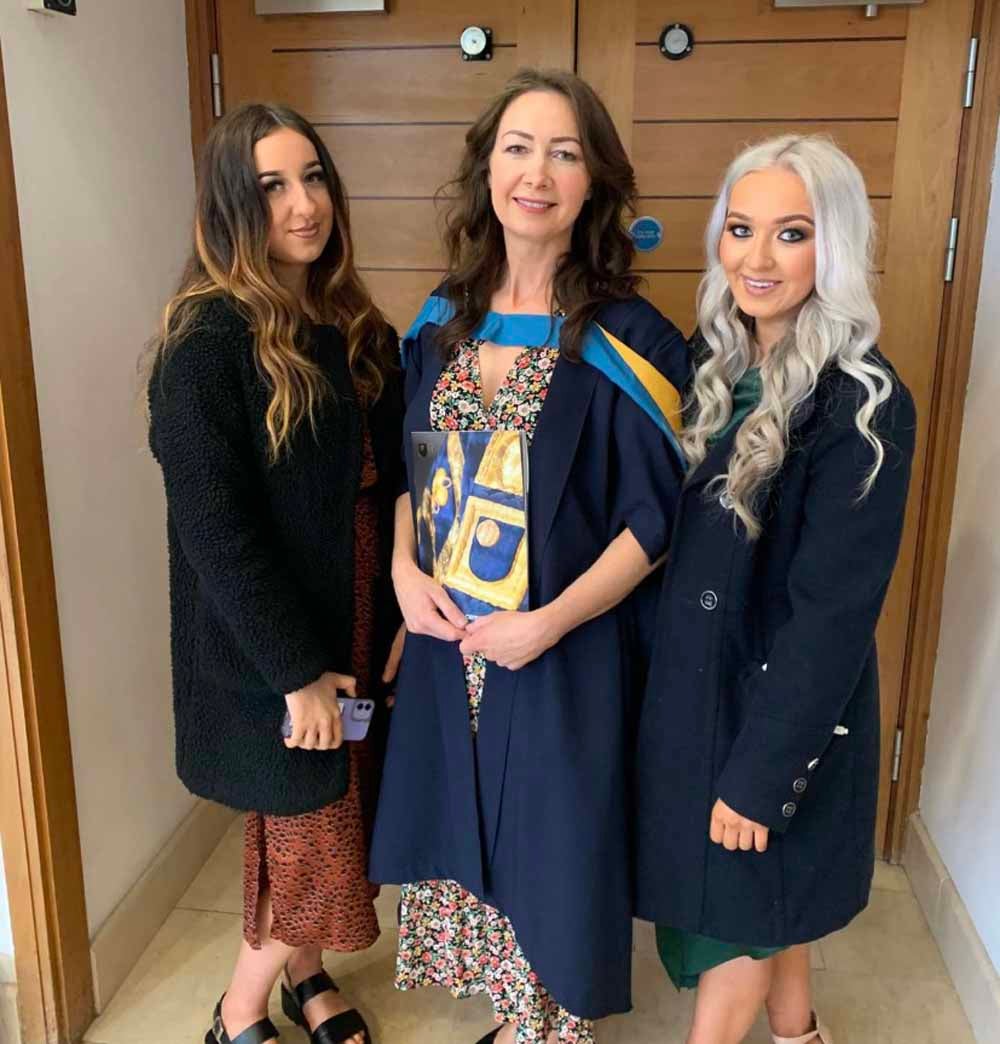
[280,697,374,743]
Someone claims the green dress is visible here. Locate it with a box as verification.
[656,366,786,990]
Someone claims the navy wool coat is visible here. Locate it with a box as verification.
[635,347,916,947]
[370,296,689,1019]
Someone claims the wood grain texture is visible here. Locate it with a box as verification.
[633,120,898,198]
[323,124,467,198]
[888,0,1000,860]
[363,269,444,334]
[631,197,889,271]
[272,46,519,123]
[638,272,702,336]
[635,0,908,42]
[517,0,576,71]
[634,40,905,121]
[577,0,637,153]
[871,0,976,854]
[0,48,94,1044]
[224,0,520,49]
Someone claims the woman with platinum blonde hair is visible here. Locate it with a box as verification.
[634,135,916,1044]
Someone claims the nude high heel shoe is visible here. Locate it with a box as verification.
[772,1013,833,1044]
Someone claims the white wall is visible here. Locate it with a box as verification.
[0,1,197,936]
[920,124,1000,971]
[0,837,12,968]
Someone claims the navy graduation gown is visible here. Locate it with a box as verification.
[370,295,688,1019]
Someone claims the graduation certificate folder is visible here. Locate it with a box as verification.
[410,431,530,616]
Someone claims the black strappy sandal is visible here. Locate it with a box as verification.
[474,1030,502,1044]
[281,969,371,1044]
[205,995,279,1044]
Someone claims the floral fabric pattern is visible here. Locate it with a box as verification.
[397,339,594,1043]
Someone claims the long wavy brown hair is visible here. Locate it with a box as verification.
[147,103,395,460]
[436,68,640,359]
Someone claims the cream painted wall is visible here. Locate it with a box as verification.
[0,2,197,935]
[920,123,1000,971]
[0,837,12,965]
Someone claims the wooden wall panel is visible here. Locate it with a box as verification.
[630,198,889,272]
[352,199,446,269]
[577,0,636,151]
[364,269,444,335]
[228,0,520,49]
[517,0,576,70]
[635,0,908,42]
[640,272,702,335]
[322,125,467,198]
[634,40,905,121]
[633,121,898,198]
[273,47,518,123]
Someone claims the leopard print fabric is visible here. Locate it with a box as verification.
[243,425,381,952]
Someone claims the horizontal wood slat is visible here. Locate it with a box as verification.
[322,124,466,197]
[634,40,905,121]
[273,46,519,123]
[228,0,520,49]
[635,0,908,42]
[349,197,889,273]
[364,269,443,334]
[633,120,898,198]
[639,272,702,336]
[631,198,889,271]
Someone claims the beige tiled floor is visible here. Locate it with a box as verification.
[84,822,976,1044]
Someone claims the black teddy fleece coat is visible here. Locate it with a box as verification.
[149,297,402,815]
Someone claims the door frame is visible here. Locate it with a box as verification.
[0,44,95,1044]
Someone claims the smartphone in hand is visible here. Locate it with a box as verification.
[280,697,375,743]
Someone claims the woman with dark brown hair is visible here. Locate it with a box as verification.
[146,103,403,1044]
[369,70,690,1043]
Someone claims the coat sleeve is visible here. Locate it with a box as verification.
[149,319,333,697]
[610,386,684,563]
[397,319,431,496]
[715,376,917,833]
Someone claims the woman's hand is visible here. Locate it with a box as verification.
[381,622,407,707]
[458,608,563,670]
[709,797,770,853]
[392,555,466,641]
[284,671,354,750]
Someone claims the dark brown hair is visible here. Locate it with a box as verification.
[149,103,395,460]
[436,68,640,360]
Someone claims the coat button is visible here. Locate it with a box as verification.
[700,590,719,611]
[782,802,797,818]
[793,778,808,794]
[807,758,820,772]
[719,490,734,510]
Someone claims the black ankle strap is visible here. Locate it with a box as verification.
[212,1002,278,1044]
[292,969,338,1008]
[231,1018,279,1044]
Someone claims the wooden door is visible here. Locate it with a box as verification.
[216,0,575,334]
[579,0,976,854]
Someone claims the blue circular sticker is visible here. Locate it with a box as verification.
[629,216,664,253]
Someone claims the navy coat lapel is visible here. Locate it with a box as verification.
[529,358,600,564]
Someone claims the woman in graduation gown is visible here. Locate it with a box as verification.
[369,70,689,1043]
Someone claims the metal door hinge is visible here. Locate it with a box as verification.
[944,217,960,283]
[891,727,904,782]
[211,52,223,119]
[964,37,979,109]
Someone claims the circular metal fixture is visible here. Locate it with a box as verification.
[659,22,694,61]
[460,25,492,62]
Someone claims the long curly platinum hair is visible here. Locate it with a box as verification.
[684,134,892,538]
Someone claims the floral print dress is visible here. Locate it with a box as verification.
[395,338,594,1044]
